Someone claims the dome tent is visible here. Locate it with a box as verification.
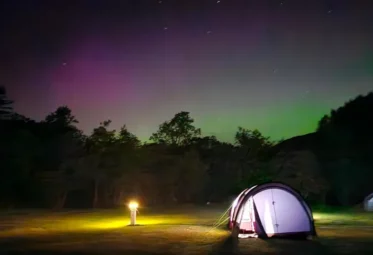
[364,193,373,212]
[228,182,316,239]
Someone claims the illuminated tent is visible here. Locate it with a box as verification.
[364,193,373,212]
[228,182,316,239]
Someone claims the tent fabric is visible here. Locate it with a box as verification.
[228,185,257,229]
[364,193,373,212]
[228,182,316,239]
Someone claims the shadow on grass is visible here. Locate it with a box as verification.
[0,235,175,255]
[0,251,173,255]
[0,234,174,254]
[259,238,334,255]
[209,235,335,255]
[208,235,239,255]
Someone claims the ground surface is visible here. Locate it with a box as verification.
[0,205,372,254]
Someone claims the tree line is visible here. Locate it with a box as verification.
[1,86,372,209]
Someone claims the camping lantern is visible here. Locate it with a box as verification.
[128,201,139,226]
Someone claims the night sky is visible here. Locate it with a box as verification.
[1,0,373,142]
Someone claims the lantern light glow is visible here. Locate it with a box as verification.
[129,201,139,210]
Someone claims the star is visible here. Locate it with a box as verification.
[62,62,67,66]
[328,10,333,14]
[206,30,212,34]
[217,0,221,3]
[163,27,168,30]
[158,1,162,3]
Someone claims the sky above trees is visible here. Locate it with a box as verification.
[1,0,373,142]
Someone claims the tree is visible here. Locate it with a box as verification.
[150,111,201,146]
[45,106,78,127]
[0,86,13,120]
[40,106,84,172]
[233,127,274,192]
[88,120,116,152]
[317,92,373,144]
[84,120,116,208]
[189,137,241,201]
[34,107,85,208]
[108,125,142,206]
[234,127,273,159]
[118,125,141,149]
[317,115,331,131]
[174,150,207,203]
[0,124,41,207]
[81,120,142,208]
[316,91,373,205]
[271,150,329,202]
[137,143,180,204]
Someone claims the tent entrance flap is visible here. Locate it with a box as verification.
[253,189,277,235]
[238,197,255,232]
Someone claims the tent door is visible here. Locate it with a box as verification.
[271,188,312,234]
[253,189,277,236]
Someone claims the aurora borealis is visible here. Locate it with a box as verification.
[1,0,373,142]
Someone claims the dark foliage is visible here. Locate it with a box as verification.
[0,86,372,208]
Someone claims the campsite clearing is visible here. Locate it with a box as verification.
[0,205,372,255]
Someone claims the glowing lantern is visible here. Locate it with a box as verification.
[129,201,138,210]
[128,201,139,226]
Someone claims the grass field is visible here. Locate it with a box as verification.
[0,204,372,254]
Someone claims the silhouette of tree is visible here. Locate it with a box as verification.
[272,151,329,201]
[316,91,373,205]
[32,106,85,208]
[317,92,373,145]
[79,120,143,207]
[0,86,13,120]
[174,150,207,203]
[45,106,78,126]
[233,127,274,192]
[150,111,201,146]
[118,125,141,149]
[1,90,372,208]
[235,127,273,159]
